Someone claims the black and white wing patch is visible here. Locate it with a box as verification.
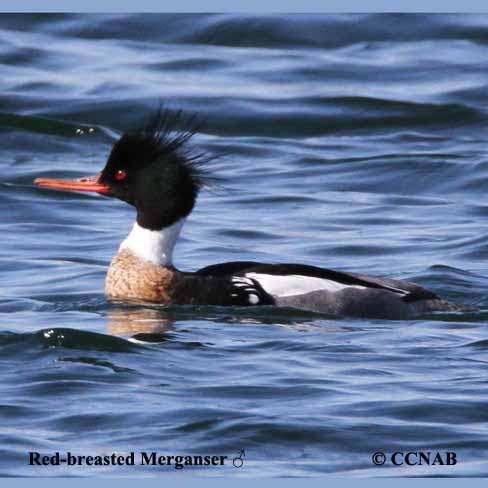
[195,261,438,304]
[243,272,414,299]
[243,272,365,297]
[228,276,275,306]
[238,265,439,303]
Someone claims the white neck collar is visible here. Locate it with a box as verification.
[119,219,185,266]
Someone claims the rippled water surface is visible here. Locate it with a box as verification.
[2,14,488,477]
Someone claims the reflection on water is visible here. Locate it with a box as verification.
[105,306,356,340]
[2,13,488,477]
[106,308,173,337]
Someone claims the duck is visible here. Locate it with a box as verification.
[34,109,462,319]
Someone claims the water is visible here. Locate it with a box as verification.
[1,13,488,477]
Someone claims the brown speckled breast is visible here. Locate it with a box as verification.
[105,249,181,303]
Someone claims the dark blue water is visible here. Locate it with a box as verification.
[1,13,488,477]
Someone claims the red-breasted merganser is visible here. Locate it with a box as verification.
[34,110,462,319]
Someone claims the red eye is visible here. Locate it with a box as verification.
[115,169,127,181]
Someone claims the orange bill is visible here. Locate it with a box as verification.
[34,173,110,194]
